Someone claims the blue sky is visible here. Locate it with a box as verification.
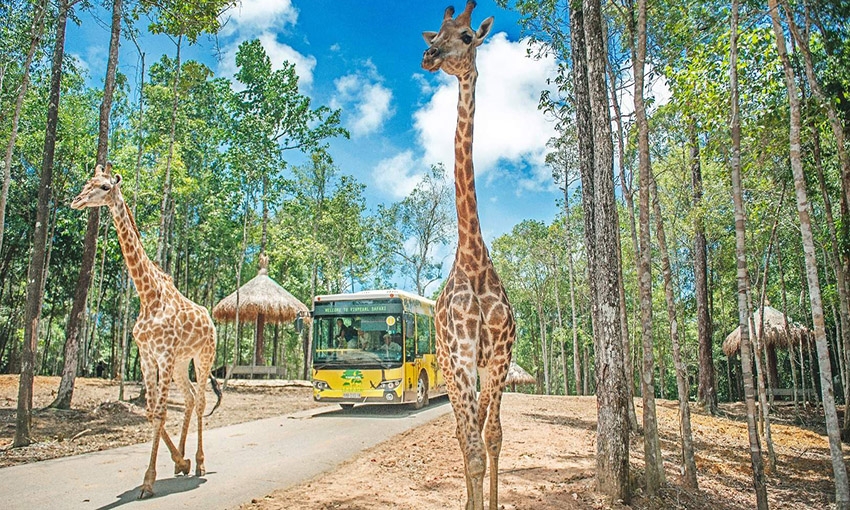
[68,0,562,248]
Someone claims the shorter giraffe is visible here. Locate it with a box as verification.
[72,163,221,499]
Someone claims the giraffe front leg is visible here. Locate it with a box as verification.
[155,364,191,476]
[140,418,163,499]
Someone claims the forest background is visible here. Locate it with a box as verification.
[2,0,850,500]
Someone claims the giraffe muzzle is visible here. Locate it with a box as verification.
[422,47,442,71]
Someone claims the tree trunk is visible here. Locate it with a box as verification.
[768,1,850,504]
[120,39,145,401]
[157,35,182,270]
[578,0,630,501]
[750,187,785,472]
[779,0,850,226]
[630,0,664,493]
[608,61,639,430]
[255,315,266,366]
[650,170,698,488]
[0,0,48,257]
[810,108,850,431]
[776,247,799,412]
[730,1,769,506]
[50,0,122,410]
[15,0,70,446]
[691,118,716,413]
[563,184,582,395]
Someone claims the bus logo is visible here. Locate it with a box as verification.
[341,369,363,388]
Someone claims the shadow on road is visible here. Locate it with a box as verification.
[312,395,450,419]
[95,474,208,510]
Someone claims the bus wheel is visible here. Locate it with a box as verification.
[414,372,429,410]
[340,404,354,411]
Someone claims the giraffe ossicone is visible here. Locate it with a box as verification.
[422,3,516,509]
[72,162,222,499]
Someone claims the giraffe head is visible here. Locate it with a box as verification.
[71,163,122,210]
[422,1,493,77]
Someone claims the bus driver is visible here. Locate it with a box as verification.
[379,333,402,356]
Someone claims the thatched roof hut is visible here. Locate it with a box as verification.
[722,305,813,357]
[506,361,536,390]
[212,254,309,324]
[213,254,309,368]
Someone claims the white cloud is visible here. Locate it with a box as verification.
[412,33,558,189]
[219,32,317,87]
[219,0,299,37]
[615,61,672,118]
[331,61,395,138]
[372,151,426,199]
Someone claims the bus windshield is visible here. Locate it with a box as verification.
[313,314,403,366]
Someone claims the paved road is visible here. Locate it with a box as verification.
[0,397,451,510]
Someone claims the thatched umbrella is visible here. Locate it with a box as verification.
[506,361,536,392]
[213,254,309,367]
[722,305,813,357]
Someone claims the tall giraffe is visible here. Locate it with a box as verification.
[422,3,515,509]
[71,163,221,499]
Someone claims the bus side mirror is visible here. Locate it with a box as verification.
[295,317,304,333]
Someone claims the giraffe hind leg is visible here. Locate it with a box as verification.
[193,348,215,477]
[450,364,485,510]
[482,367,507,510]
[173,359,195,476]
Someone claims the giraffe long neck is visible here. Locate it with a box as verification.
[454,71,486,267]
[109,192,160,305]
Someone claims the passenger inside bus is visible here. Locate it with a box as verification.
[335,318,357,348]
[378,333,402,358]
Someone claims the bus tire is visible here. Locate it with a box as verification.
[340,404,354,411]
[413,372,429,410]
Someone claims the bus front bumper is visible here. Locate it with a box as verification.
[313,388,402,404]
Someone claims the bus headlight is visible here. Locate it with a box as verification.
[376,379,401,390]
[313,380,330,391]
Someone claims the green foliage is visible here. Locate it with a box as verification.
[374,164,455,295]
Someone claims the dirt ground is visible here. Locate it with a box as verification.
[0,375,843,509]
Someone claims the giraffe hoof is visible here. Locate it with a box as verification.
[175,458,191,476]
[195,465,205,477]
[138,486,154,499]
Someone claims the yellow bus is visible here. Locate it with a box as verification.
[310,289,446,410]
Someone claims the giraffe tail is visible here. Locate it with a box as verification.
[206,374,223,417]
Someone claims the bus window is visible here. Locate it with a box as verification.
[416,315,432,356]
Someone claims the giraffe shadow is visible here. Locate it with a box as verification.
[95,474,209,510]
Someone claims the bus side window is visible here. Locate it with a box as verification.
[416,315,432,356]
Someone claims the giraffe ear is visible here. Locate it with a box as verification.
[423,31,438,46]
[111,174,122,186]
[475,17,493,45]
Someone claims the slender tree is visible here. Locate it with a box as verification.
[650,170,698,488]
[376,164,454,296]
[15,0,73,446]
[768,0,849,505]
[578,0,630,500]
[0,0,47,257]
[49,0,122,410]
[631,0,664,492]
[731,0,768,506]
[608,60,639,430]
[691,118,716,413]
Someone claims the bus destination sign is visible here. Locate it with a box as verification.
[314,302,403,315]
